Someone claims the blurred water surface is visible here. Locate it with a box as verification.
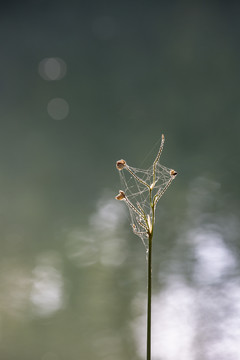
[0,1,240,359]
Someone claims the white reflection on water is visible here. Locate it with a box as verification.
[30,251,65,317]
[133,233,240,360]
[30,265,64,317]
[89,196,124,232]
[132,177,240,360]
[0,252,65,319]
[192,229,237,285]
[65,194,127,267]
[132,279,196,360]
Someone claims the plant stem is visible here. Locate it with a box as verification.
[147,231,153,360]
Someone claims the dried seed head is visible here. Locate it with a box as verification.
[115,190,126,201]
[116,159,126,170]
[170,169,177,177]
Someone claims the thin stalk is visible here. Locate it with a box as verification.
[147,188,155,360]
[147,230,153,360]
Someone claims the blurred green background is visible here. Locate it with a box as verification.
[1,1,240,359]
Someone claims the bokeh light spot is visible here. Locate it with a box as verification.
[38,57,67,80]
[47,98,69,120]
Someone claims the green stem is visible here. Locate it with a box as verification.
[147,196,154,360]
[147,230,153,360]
